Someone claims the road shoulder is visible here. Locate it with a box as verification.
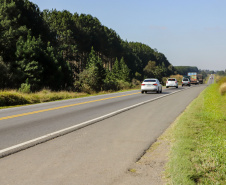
[115,126,172,185]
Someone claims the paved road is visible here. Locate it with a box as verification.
[0,84,207,185]
[0,86,194,153]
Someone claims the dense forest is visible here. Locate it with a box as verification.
[1,0,177,92]
[174,66,199,75]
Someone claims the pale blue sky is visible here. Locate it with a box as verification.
[30,0,226,71]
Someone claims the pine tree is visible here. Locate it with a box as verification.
[79,47,106,92]
[120,57,130,82]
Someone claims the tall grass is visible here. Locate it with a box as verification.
[0,88,140,108]
[165,83,226,184]
[0,90,87,108]
[216,76,226,95]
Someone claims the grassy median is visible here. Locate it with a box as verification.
[165,81,226,184]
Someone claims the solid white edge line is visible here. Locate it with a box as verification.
[0,88,188,158]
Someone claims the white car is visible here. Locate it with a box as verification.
[166,78,178,88]
[141,78,162,94]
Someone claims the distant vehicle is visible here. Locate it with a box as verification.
[183,75,191,81]
[187,72,198,84]
[166,78,178,88]
[182,77,191,87]
[197,74,203,84]
[141,78,162,94]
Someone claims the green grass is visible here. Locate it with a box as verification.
[165,83,226,184]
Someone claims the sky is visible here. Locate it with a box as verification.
[29,0,226,71]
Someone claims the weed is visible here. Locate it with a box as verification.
[165,83,226,184]
[128,168,137,173]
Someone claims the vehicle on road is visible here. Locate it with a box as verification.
[187,72,198,84]
[182,77,191,87]
[197,74,203,84]
[166,78,178,88]
[141,78,162,94]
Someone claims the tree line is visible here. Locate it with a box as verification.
[0,0,176,92]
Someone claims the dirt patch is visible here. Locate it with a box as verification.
[116,136,171,185]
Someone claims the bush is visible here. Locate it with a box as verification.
[219,83,226,95]
[117,80,131,90]
[217,76,226,86]
[19,81,31,93]
[0,91,29,106]
[161,77,168,85]
[80,84,94,94]
[131,78,141,88]
[103,79,119,91]
[74,81,82,92]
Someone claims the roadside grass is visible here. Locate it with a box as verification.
[0,87,140,109]
[165,82,226,184]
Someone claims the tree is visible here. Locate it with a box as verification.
[111,57,130,82]
[1,0,176,91]
[143,61,156,78]
[42,10,78,61]
[78,47,106,92]
[119,57,130,82]
[0,56,10,88]
[15,31,73,91]
[15,33,45,90]
[175,66,199,75]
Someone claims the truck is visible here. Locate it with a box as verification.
[197,74,203,84]
[187,72,198,84]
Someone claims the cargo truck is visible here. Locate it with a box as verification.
[187,72,198,84]
[197,74,203,84]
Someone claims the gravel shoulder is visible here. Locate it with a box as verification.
[114,125,172,185]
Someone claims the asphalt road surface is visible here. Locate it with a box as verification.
[0,84,207,185]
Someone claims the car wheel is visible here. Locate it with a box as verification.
[176,86,178,88]
[160,88,162,93]
[182,85,183,87]
[145,91,147,94]
[141,91,144,94]
[166,86,169,88]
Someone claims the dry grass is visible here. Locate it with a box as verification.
[0,90,88,108]
[0,88,140,108]
[219,82,226,95]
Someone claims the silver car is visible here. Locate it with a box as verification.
[141,78,162,94]
[182,78,191,87]
[166,78,178,88]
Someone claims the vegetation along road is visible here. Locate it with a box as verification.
[0,84,207,184]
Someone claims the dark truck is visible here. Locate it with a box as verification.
[197,74,203,84]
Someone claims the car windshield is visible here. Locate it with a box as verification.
[168,79,175,81]
[183,78,189,81]
[144,79,156,82]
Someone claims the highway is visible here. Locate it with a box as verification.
[0,84,207,184]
